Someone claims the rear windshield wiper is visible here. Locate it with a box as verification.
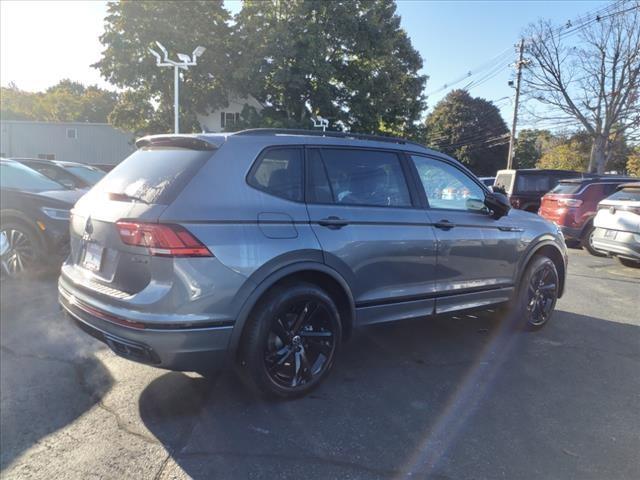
[107,192,150,204]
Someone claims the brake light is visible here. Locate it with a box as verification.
[557,198,583,207]
[116,221,212,257]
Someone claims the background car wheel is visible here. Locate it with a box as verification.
[581,224,606,257]
[617,257,640,268]
[0,221,43,279]
[509,255,559,330]
[241,282,342,398]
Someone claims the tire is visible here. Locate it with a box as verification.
[507,255,560,331]
[617,257,640,268]
[0,221,44,279]
[581,224,606,257]
[241,282,342,398]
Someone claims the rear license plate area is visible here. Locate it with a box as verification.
[603,229,617,239]
[82,242,104,272]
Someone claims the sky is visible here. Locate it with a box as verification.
[0,0,611,126]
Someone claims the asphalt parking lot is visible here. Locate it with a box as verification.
[1,249,638,479]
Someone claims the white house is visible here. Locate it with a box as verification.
[197,95,263,133]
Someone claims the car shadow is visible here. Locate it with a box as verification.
[139,310,640,479]
[0,278,113,469]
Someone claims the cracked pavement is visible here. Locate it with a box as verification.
[1,249,639,479]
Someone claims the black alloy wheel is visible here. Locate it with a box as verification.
[521,256,559,329]
[243,283,342,398]
[264,299,337,389]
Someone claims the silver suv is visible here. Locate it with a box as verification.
[59,129,567,397]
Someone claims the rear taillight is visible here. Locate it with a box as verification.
[557,198,583,207]
[116,221,212,257]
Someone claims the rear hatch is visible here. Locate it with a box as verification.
[595,186,640,234]
[539,181,584,222]
[67,143,216,295]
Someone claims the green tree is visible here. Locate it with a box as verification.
[94,0,233,134]
[626,148,640,177]
[513,129,555,169]
[536,132,592,171]
[424,90,509,176]
[0,80,117,123]
[232,0,426,134]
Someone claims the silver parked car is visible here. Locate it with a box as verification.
[592,182,640,268]
[58,129,568,397]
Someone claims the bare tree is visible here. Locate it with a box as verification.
[523,1,640,173]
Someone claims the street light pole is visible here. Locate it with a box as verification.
[148,42,206,134]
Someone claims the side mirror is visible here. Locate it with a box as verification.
[484,191,511,219]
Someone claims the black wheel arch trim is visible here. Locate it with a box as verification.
[228,259,356,355]
[516,237,567,298]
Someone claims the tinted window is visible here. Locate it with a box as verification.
[92,147,212,205]
[0,162,65,191]
[247,147,303,202]
[550,182,582,194]
[606,187,640,202]
[516,174,551,193]
[26,163,80,188]
[411,155,486,211]
[494,172,514,194]
[310,148,411,207]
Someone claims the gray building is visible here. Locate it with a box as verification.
[0,120,135,165]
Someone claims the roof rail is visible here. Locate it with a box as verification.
[233,128,426,149]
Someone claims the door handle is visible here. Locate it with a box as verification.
[434,220,455,230]
[318,216,349,229]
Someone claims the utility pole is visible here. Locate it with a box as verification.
[507,39,525,170]
[148,42,206,134]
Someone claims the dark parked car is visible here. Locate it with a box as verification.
[59,130,567,398]
[592,182,640,268]
[539,176,637,255]
[479,176,495,187]
[494,169,585,212]
[0,159,84,277]
[12,158,105,190]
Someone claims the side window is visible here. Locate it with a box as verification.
[411,155,486,211]
[309,148,411,207]
[247,147,303,202]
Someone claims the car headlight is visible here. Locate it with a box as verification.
[41,207,71,220]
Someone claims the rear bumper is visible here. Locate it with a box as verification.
[592,228,640,260]
[59,282,233,372]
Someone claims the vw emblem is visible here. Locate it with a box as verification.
[83,217,94,241]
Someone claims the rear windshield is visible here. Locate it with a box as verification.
[0,162,65,191]
[606,187,640,202]
[516,174,552,193]
[549,182,582,194]
[91,147,213,205]
[494,173,514,193]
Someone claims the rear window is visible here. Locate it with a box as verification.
[606,187,640,202]
[549,182,582,194]
[247,147,303,202]
[92,147,212,205]
[494,172,514,194]
[309,148,411,208]
[516,174,552,193]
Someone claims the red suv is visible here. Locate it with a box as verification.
[539,176,637,255]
